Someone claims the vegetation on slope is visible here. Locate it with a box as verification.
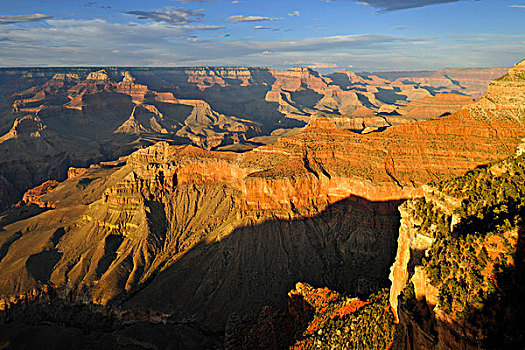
[400,151,525,347]
[226,283,395,350]
[290,285,395,350]
[428,155,524,315]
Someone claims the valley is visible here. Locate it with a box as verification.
[0,60,523,349]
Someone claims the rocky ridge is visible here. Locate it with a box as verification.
[265,67,472,131]
[389,60,525,349]
[376,67,510,100]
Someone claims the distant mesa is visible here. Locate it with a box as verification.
[51,73,80,82]
[85,69,111,82]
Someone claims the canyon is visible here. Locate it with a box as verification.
[0,65,503,213]
[0,60,523,349]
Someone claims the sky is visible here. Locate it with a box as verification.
[0,0,524,71]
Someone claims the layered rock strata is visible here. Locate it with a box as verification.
[0,69,262,211]
[0,64,509,214]
[0,61,522,337]
[388,59,525,350]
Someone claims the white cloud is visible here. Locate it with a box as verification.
[0,14,53,24]
[0,19,225,66]
[0,17,522,71]
[308,62,337,68]
[288,11,300,17]
[227,15,283,23]
[126,6,205,25]
[224,34,400,52]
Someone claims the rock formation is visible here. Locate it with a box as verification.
[265,66,459,129]
[19,180,59,208]
[395,93,473,121]
[0,69,264,211]
[373,67,509,100]
[389,151,525,349]
[388,59,525,350]
[0,62,522,348]
[225,283,394,350]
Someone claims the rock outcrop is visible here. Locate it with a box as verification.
[388,61,525,350]
[19,180,59,208]
[225,283,394,350]
[0,115,47,143]
[390,156,525,348]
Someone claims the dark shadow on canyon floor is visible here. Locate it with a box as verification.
[123,195,404,331]
[0,195,405,349]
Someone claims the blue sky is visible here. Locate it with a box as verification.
[0,0,524,70]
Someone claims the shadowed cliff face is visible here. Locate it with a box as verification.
[0,288,223,350]
[122,195,402,329]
